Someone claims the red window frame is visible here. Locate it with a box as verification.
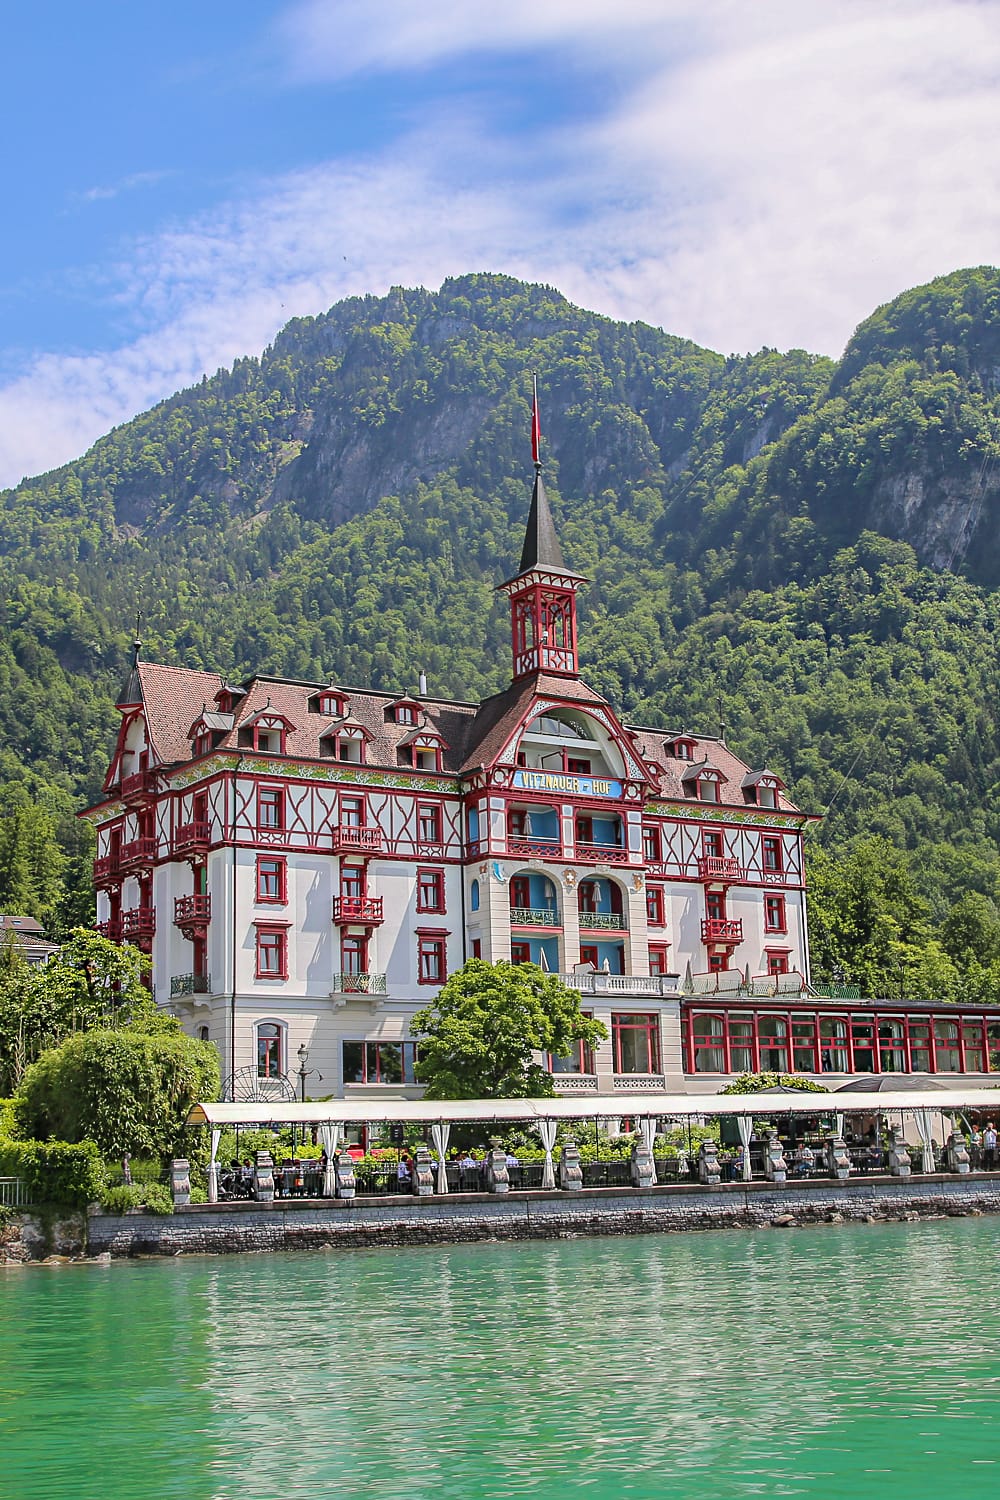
[319,693,344,717]
[648,943,670,975]
[258,787,284,831]
[256,1022,285,1078]
[703,829,723,859]
[395,703,417,725]
[511,942,531,965]
[343,1040,419,1085]
[256,855,287,903]
[340,796,364,827]
[417,867,445,913]
[471,938,483,959]
[642,824,661,861]
[255,924,288,979]
[611,1013,661,1074]
[764,894,787,932]
[417,932,447,984]
[340,865,366,900]
[342,934,368,973]
[253,724,285,754]
[706,890,726,921]
[762,835,783,874]
[567,757,591,775]
[575,815,594,844]
[646,885,665,926]
[417,803,442,844]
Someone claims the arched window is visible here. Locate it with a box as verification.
[470,879,480,911]
[256,1020,286,1079]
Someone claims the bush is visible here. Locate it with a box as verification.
[0,1138,105,1207]
[101,1181,174,1216]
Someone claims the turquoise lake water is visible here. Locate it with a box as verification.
[3,1218,1000,1500]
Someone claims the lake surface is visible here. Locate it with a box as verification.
[3,1218,1000,1499]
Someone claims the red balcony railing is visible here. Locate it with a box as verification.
[331,825,384,855]
[119,837,158,871]
[174,894,212,927]
[332,895,384,926]
[701,918,743,945]
[174,820,211,856]
[507,836,563,859]
[95,919,122,941]
[575,842,629,865]
[697,855,745,883]
[121,907,156,940]
[121,769,156,800]
[93,854,120,884]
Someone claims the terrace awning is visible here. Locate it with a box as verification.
[186,1087,1000,1130]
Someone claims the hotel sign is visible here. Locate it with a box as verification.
[512,769,622,799]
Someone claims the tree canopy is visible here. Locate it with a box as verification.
[411,959,608,1099]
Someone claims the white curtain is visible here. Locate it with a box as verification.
[738,1115,753,1182]
[319,1124,341,1196]
[208,1128,221,1203]
[914,1109,935,1174]
[539,1119,558,1189]
[431,1121,451,1194]
[640,1117,657,1154]
[834,1112,845,1141]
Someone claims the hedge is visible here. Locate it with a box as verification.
[0,1138,105,1207]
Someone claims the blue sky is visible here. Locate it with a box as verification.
[2,0,999,487]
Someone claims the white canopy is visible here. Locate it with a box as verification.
[186,1087,1000,1129]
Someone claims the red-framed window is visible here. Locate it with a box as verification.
[417,867,445,913]
[646,885,665,926]
[324,730,366,764]
[511,942,531,965]
[691,1013,726,1073]
[766,950,790,975]
[417,932,447,984]
[318,692,345,717]
[548,1017,595,1076]
[642,824,661,861]
[648,943,671,975]
[408,740,443,771]
[342,934,367,974]
[508,809,527,838]
[471,938,482,959]
[612,1013,661,1074]
[670,739,696,761]
[340,796,364,827]
[417,803,442,844]
[511,874,531,909]
[255,924,288,979]
[342,1040,419,1085]
[708,954,728,972]
[575,815,594,844]
[256,855,287,903]
[193,726,213,756]
[341,865,366,900]
[395,703,417,725]
[703,829,723,859]
[256,1021,285,1078]
[253,724,286,754]
[567,757,591,775]
[706,890,726,922]
[762,835,783,874]
[764,895,787,932]
[258,787,284,831]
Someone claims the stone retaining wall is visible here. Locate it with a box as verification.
[71,1174,1000,1259]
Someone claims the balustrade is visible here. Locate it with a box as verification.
[697,855,746,883]
[331,825,384,854]
[578,911,625,930]
[119,837,157,871]
[171,973,212,997]
[331,972,387,994]
[575,842,629,865]
[120,906,156,940]
[332,896,384,925]
[509,906,561,927]
[701,917,743,944]
[174,820,211,855]
[174,894,212,926]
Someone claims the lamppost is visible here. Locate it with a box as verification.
[296,1044,322,1145]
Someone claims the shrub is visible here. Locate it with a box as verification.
[100,1181,174,1216]
[0,1138,105,1207]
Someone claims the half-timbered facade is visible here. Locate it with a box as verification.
[84,458,824,1099]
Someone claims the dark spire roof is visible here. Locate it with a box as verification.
[116,635,144,709]
[518,465,565,574]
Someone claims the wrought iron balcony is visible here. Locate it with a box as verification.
[510,906,561,926]
[93,854,119,884]
[174,819,211,856]
[701,917,743,945]
[121,769,156,800]
[120,906,156,940]
[170,973,212,997]
[578,911,626,929]
[174,894,212,927]
[575,842,629,865]
[697,855,745,883]
[331,825,384,855]
[119,836,158,871]
[332,895,384,926]
[95,919,122,941]
[506,835,563,859]
[331,972,387,994]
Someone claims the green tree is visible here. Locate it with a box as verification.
[411,959,608,1099]
[14,1027,220,1160]
[718,1072,828,1094]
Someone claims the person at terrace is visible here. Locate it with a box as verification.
[983,1123,997,1170]
[397,1152,413,1189]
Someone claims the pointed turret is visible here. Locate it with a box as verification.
[518,466,566,574]
[116,635,144,710]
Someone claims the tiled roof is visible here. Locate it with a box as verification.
[625,727,800,812]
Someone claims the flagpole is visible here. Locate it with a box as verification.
[531,373,541,468]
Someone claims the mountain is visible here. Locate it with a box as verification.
[2,267,1000,948]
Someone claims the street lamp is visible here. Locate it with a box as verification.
[296,1043,322,1145]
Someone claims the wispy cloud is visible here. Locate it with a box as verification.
[1,0,998,489]
[76,170,175,205]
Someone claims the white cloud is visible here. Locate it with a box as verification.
[1,0,999,487]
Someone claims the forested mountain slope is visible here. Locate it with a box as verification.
[3,268,1000,990]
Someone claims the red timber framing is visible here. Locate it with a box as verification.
[639,813,807,888]
[683,1003,1000,1076]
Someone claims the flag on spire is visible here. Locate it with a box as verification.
[530,373,541,466]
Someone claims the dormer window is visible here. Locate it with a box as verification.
[742,770,784,809]
[399,736,444,771]
[682,762,724,802]
[668,738,696,761]
[188,708,234,759]
[395,704,417,726]
[320,727,367,764]
[194,730,212,757]
[315,691,346,717]
[238,705,295,755]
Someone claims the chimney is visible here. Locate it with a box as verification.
[418,671,428,697]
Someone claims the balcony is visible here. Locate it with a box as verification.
[174,820,211,856]
[120,906,156,940]
[510,906,561,927]
[95,919,122,941]
[507,836,562,859]
[332,896,385,926]
[93,854,120,884]
[331,972,387,995]
[119,837,158,872]
[701,917,743,945]
[171,973,211,998]
[697,855,745,883]
[560,972,677,996]
[174,894,212,928]
[121,769,156,801]
[575,842,629,865]
[331,825,384,855]
[578,911,626,930]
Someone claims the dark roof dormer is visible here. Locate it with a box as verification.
[388,696,422,726]
[308,685,349,716]
[214,680,247,715]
